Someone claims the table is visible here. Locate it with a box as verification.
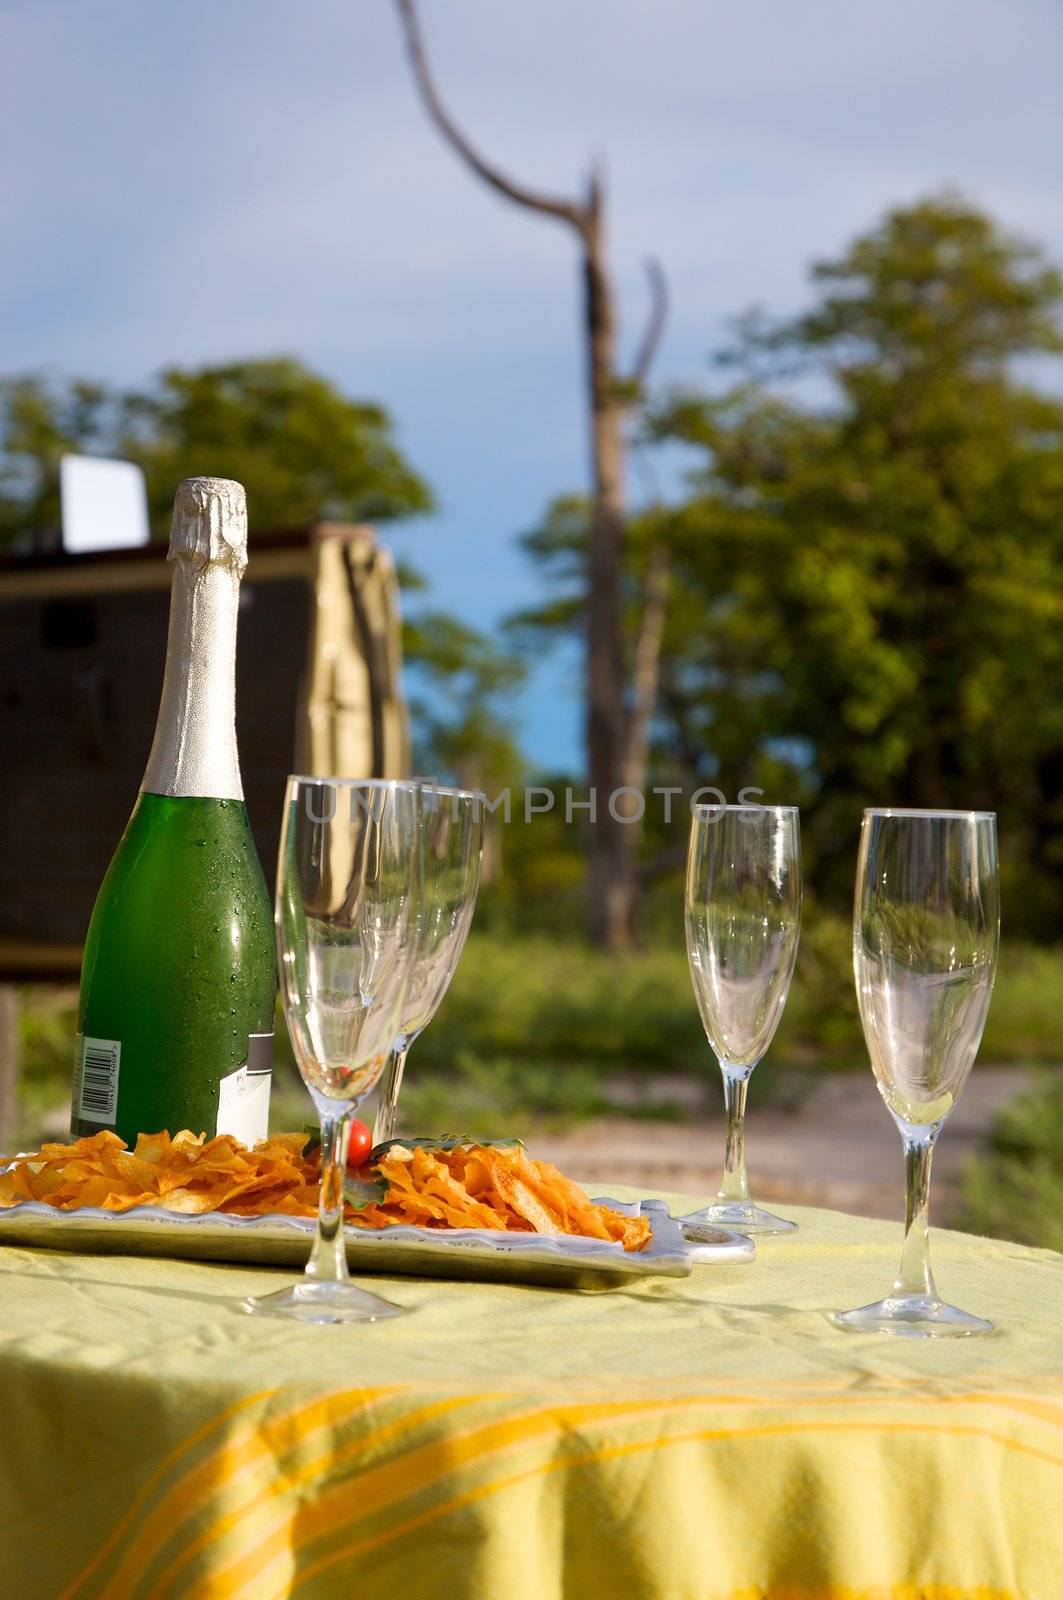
[1,1194,1060,1600]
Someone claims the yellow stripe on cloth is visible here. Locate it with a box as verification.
[169,1397,1061,1600]
[86,1385,410,1600]
[227,1417,1029,1600]
[714,1591,1016,1599]
[77,1381,1063,1600]
[57,1388,275,1600]
[272,1416,1056,1600]
[187,1400,703,1599]
[647,1590,1017,1599]
[2,1199,1059,1599]
[145,1391,497,1600]
[155,1396,707,1600]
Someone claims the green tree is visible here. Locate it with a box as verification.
[403,610,525,794]
[0,356,521,791]
[0,357,430,547]
[651,196,1063,921]
[0,377,113,547]
[513,197,1063,928]
[120,358,431,531]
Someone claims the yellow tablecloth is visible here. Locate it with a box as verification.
[1,1195,1060,1600]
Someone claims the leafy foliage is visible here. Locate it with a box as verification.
[0,357,431,548]
[369,1134,524,1159]
[0,378,115,547]
[0,354,522,787]
[404,610,525,792]
[384,1055,610,1140]
[511,197,1063,930]
[651,197,1063,920]
[957,1073,1063,1251]
[121,358,433,531]
[342,1171,390,1210]
[405,924,860,1076]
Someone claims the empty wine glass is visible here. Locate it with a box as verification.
[372,786,485,1144]
[680,803,802,1235]
[835,808,999,1337]
[245,778,422,1325]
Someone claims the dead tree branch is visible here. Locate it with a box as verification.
[624,541,670,794]
[622,259,670,800]
[393,0,667,948]
[629,257,669,388]
[395,0,588,232]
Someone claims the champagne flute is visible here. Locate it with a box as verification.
[680,803,801,1234]
[835,808,999,1337]
[372,787,485,1145]
[245,778,422,1325]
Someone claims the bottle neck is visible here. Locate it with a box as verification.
[141,556,244,800]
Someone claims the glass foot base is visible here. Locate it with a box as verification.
[243,1279,405,1325]
[675,1200,797,1236]
[833,1293,993,1338]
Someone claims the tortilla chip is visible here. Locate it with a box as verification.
[0,1129,651,1250]
[154,1188,218,1215]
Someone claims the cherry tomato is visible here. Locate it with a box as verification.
[346,1118,373,1169]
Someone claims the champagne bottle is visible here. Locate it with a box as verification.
[72,477,277,1146]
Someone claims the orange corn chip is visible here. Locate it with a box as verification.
[349,1141,651,1251]
[153,1188,218,1215]
[488,1168,558,1235]
[132,1131,174,1164]
[0,1130,651,1251]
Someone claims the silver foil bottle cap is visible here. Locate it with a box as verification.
[168,476,248,576]
[140,475,248,799]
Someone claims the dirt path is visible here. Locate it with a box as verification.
[527,1068,1030,1221]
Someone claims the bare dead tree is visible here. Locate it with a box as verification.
[394,0,668,948]
[624,541,670,799]
[629,258,670,392]
[622,260,671,811]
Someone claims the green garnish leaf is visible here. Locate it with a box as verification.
[343,1172,389,1211]
[301,1123,321,1160]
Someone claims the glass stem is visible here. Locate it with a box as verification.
[893,1131,938,1301]
[717,1065,752,1203]
[372,1041,410,1146]
[306,1113,351,1285]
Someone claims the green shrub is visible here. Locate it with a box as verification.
[412,934,703,1075]
[955,1072,1063,1251]
[416,908,865,1077]
[395,1052,610,1137]
[13,926,1063,1146]
[14,988,79,1142]
[980,946,1063,1063]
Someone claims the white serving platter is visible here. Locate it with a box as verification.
[0,1194,753,1288]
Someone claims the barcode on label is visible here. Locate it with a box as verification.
[77,1037,121,1124]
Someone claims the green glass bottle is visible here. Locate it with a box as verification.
[72,478,277,1145]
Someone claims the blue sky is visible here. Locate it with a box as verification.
[4,0,1063,770]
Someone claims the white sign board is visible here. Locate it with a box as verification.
[60,455,150,554]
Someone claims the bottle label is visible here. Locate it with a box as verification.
[216,1033,273,1145]
[74,1035,122,1126]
